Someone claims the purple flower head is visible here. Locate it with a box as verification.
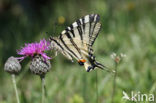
[17,39,51,61]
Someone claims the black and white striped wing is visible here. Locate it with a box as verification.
[50,14,101,61]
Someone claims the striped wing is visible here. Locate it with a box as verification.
[49,14,103,71]
[50,14,101,60]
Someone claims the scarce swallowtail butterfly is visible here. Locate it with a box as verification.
[49,14,104,72]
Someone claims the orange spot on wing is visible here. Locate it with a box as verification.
[78,59,86,63]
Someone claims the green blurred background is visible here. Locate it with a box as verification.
[0,0,156,103]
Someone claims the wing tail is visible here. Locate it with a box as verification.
[94,61,105,69]
[85,60,114,73]
[94,61,115,73]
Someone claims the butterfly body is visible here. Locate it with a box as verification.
[49,14,104,72]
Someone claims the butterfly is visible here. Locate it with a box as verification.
[49,14,104,72]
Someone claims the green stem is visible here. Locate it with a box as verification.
[41,76,46,103]
[111,63,118,103]
[82,72,87,102]
[12,74,20,103]
[95,70,98,103]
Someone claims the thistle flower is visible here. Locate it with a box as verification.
[29,54,51,103]
[16,39,52,76]
[17,39,51,61]
[30,55,51,76]
[4,56,21,74]
[4,56,21,103]
[16,39,52,103]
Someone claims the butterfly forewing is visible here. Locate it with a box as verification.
[49,37,74,61]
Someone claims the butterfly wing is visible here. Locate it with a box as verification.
[49,14,104,72]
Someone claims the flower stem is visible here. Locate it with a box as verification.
[12,74,20,103]
[82,72,87,102]
[40,76,46,103]
[95,70,98,103]
[111,62,118,103]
